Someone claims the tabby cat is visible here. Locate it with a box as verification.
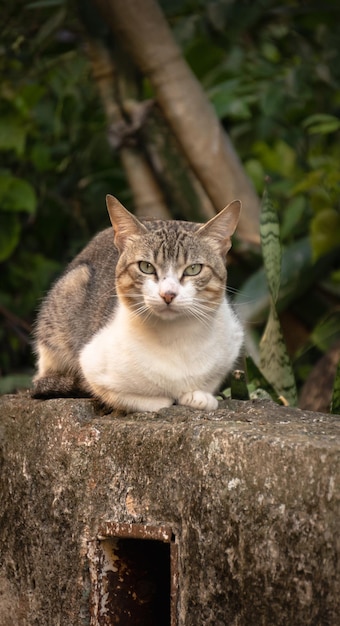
[32,195,243,412]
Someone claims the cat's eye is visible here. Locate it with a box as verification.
[139,261,156,275]
[183,263,202,276]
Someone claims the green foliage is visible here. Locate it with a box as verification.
[259,190,297,405]
[310,209,340,260]
[331,360,340,415]
[259,190,281,303]
[245,357,282,405]
[1,0,340,412]
[175,0,340,264]
[0,0,128,376]
[172,0,340,410]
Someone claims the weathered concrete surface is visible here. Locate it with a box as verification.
[0,392,339,626]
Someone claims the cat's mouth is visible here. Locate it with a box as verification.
[146,299,184,320]
[154,304,181,319]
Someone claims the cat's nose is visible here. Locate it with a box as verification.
[161,291,177,305]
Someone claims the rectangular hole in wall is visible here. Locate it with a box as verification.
[89,523,178,626]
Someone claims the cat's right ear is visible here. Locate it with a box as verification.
[106,195,147,252]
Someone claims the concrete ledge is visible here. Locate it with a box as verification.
[0,393,339,625]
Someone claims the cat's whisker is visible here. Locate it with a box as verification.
[34,195,243,414]
[189,311,214,326]
[183,304,214,329]
[128,302,149,315]
[128,301,155,324]
[232,298,257,308]
[192,300,219,315]
[187,312,212,331]
[222,286,257,307]
[99,288,118,299]
[225,285,243,295]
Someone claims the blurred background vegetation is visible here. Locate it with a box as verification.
[1,0,340,410]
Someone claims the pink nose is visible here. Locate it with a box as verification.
[161,291,176,304]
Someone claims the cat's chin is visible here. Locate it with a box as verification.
[148,305,185,322]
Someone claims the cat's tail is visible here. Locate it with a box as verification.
[31,374,91,399]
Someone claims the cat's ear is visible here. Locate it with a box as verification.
[106,195,147,251]
[197,200,241,256]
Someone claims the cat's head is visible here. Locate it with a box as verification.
[106,195,241,323]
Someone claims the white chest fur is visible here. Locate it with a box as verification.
[79,298,243,403]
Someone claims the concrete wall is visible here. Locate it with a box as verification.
[0,392,339,625]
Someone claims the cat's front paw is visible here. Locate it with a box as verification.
[178,390,218,411]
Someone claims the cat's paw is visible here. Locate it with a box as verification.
[143,396,174,412]
[178,390,218,411]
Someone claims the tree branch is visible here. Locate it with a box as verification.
[94,0,260,244]
[86,38,171,218]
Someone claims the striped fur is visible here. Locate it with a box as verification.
[32,195,243,412]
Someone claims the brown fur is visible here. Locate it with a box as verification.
[32,195,242,410]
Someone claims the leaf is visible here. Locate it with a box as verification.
[303,113,340,135]
[244,158,265,194]
[210,89,252,120]
[261,41,280,63]
[30,143,54,172]
[291,169,323,195]
[0,173,37,214]
[280,195,306,240]
[260,86,284,118]
[331,359,340,415]
[254,140,296,177]
[31,7,67,50]
[259,191,297,406]
[310,310,340,353]
[308,121,340,135]
[259,302,297,406]
[246,356,287,404]
[235,237,312,323]
[310,208,340,260]
[0,116,27,156]
[260,188,295,409]
[0,214,21,262]
[27,0,65,7]
[302,113,338,126]
[260,188,281,303]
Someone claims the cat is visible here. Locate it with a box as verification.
[32,195,244,412]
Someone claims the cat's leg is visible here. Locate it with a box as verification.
[177,390,218,411]
[85,381,174,413]
[32,343,89,398]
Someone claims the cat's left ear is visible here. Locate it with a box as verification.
[106,195,148,252]
[197,200,241,256]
